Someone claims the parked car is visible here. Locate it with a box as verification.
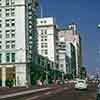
[75,79,88,90]
[56,80,64,85]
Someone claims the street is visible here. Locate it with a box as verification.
[33,83,96,100]
[1,83,97,100]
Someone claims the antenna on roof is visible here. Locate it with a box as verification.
[40,5,43,17]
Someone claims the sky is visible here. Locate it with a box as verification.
[38,0,100,74]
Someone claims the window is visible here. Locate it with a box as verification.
[0,54,2,63]
[45,50,48,55]
[5,19,10,27]
[6,41,10,49]
[0,34,2,39]
[11,0,15,5]
[0,9,2,17]
[11,53,15,62]
[45,43,48,48]
[41,30,43,35]
[11,40,15,48]
[6,53,10,62]
[5,8,10,16]
[6,0,10,5]
[6,30,10,38]
[45,30,47,34]
[0,20,2,27]
[44,20,47,23]
[40,21,43,23]
[11,8,15,16]
[0,41,2,49]
[11,19,15,26]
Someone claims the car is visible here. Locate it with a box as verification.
[56,80,64,85]
[75,79,88,90]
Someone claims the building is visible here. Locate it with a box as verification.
[0,0,38,87]
[37,17,57,62]
[58,23,82,77]
[66,42,76,78]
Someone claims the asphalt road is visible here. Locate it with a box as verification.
[29,83,97,100]
[2,83,97,100]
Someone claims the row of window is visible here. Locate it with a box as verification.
[0,19,15,28]
[0,53,15,63]
[0,29,15,38]
[41,49,48,55]
[40,30,47,35]
[0,0,15,6]
[41,43,48,48]
[6,40,15,49]
[0,40,15,49]
[6,0,15,6]
[0,8,15,17]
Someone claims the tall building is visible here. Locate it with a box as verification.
[66,42,76,78]
[37,17,57,62]
[0,0,38,87]
[58,23,82,77]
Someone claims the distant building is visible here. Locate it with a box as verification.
[58,23,82,77]
[66,42,76,78]
[0,0,38,87]
[37,17,57,63]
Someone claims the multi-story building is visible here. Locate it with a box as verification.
[37,17,57,63]
[66,42,76,78]
[58,23,82,77]
[0,0,38,87]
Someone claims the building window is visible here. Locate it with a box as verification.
[6,0,10,6]
[11,40,15,48]
[6,53,10,62]
[0,54,2,63]
[6,30,10,38]
[6,41,10,49]
[0,41,2,49]
[45,50,48,55]
[5,19,10,27]
[45,43,47,48]
[11,53,15,62]
[44,20,47,23]
[11,30,15,38]
[11,8,15,16]
[40,21,43,23]
[11,19,15,26]
[0,9,2,17]
[41,30,43,35]
[11,0,15,5]
[0,20,2,28]
[5,8,10,16]
[0,34,2,38]
[45,30,47,34]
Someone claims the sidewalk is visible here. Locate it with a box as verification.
[0,86,52,100]
[0,85,48,96]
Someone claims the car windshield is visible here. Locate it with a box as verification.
[78,81,84,83]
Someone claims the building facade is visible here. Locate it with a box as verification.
[0,0,38,87]
[58,23,82,77]
[66,42,76,78]
[37,17,57,62]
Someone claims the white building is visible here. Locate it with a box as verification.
[37,17,57,62]
[58,23,82,77]
[0,0,38,87]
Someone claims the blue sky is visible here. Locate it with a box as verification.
[38,0,100,74]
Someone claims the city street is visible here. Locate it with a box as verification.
[31,83,97,100]
[1,83,97,100]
